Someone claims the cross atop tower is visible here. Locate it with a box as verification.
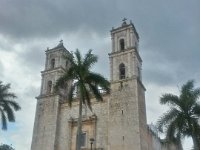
[122,18,127,22]
[59,39,63,43]
[122,18,127,26]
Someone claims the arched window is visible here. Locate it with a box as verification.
[119,63,125,79]
[120,39,125,50]
[47,81,52,93]
[51,59,55,69]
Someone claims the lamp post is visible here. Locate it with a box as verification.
[90,138,95,150]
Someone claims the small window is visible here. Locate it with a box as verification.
[80,132,86,147]
[120,39,125,50]
[119,63,125,79]
[51,59,55,69]
[47,81,52,93]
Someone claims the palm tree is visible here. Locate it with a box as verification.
[0,144,15,150]
[55,49,110,150]
[157,80,200,149]
[0,81,21,130]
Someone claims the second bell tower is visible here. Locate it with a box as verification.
[108,19,148,150]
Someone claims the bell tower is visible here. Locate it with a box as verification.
[108,19,148,150]
[31,41,71,150]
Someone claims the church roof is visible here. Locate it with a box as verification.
[111,19,139,40]
[52,40,65,49]
[46,40,70,54]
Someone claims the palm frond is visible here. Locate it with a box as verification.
[0,81,21,130]
[0,108,7,130]
[0,93,17,99]
[157,108,179,132]
[74,49,82,66]
[88,83,103,101]
[181,80,194,95]
[3,104,15,122]
[0,83,11,93]
[165,120,178,140]
[63,51,75,65]
[55,72,73,91]
[83,49,98,69]
[192,88,200,101]
[160,94,180,107]
[192,104,200,116]
[86,72,110,94]
[4,100,21,111]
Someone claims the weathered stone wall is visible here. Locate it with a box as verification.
[55,95,109,150]
[137,80,148,150]
[31,95,60,150]
[108,79,142,150]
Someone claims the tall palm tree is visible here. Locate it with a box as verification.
[0,81,21,130]
[55,49,110,150]
[157,80,200,149]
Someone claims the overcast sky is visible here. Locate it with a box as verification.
[0,0,199,149]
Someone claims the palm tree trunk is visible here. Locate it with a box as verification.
[188,119,199,150]
[192,134,199,150]
[76,97,83,150]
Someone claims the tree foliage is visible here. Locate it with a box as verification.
[0,81,21,130]
[157,80,200,149]
[0,144,14,150]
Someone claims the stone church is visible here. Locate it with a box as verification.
[31,20,179,150]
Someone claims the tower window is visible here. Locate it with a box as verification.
[51,59,55,69]
[119,63,125,79]
[120,39,125,50]
[47,81,52,94]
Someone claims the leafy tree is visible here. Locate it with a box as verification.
[157,80,200,149]
[55,49,110,150]
[0,81,21,130]
[0,144,14,150]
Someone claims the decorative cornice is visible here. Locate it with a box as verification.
[41,66,66,75]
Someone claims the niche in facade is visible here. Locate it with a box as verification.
[120,39,125,51]
[51,58,55,69]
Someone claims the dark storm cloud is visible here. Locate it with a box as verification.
[137,0,200,85]
[0,0,199,86]
[18,45,45,70]
[0,0,121,39]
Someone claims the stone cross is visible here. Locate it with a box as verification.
[122,18,127,22]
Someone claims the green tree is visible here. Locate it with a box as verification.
[157,80,200,149]
[0,144,14,150]
[0,81,21,130]
[55,49,110,150]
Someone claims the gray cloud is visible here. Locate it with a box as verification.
[0,61,4,78]
[18,45,45,70]
[0,0,121,39]
[0,0,199,149]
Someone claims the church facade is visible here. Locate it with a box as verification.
[31,21,178,150]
